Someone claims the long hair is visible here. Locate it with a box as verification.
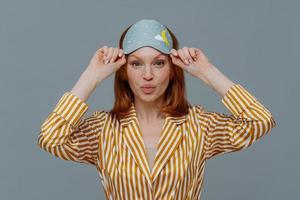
[108,22,191,120]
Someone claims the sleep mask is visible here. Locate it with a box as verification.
[122,19,173,55]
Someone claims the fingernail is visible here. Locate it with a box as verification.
[104,60,108,64]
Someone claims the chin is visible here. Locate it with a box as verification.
[139,95,157,102]
[137,92,164,103]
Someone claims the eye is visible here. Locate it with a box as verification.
[154,60,165,67]
[130,61,141,68]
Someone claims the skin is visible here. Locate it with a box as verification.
[125,47,174,169]
[70,45,235,123]
[126,47,171,122]
[69,45,235,168]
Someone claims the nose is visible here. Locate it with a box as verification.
[142,65,154,80]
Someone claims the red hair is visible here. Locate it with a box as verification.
[108,23,191,120]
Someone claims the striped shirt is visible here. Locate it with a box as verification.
[37,83,276,200]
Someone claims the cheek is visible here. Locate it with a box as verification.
[127,66,136,81]
[158,67,171,84]
[126,69,140,91]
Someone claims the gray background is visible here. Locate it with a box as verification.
[1,0,297,199]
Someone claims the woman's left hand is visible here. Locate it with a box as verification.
[169,47,214,85]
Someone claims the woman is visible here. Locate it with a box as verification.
[37,19,276,200]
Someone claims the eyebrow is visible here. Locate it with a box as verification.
[129,53,165,60]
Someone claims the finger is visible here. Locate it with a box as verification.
[116,55,127,69]
[97,46,106,61]
[195,48,202,57]
[189,47,197,61]
[182,47,193,64]
[101,46,108,62]
[95,46,106,65]
[110,48,119,63]
[118,49,124,57]
[170,48,178,56]
[177,49,189,65]
[170,54,186,69]
[169,54,179,65]
[100,46,108,57]
[105,47,114,64]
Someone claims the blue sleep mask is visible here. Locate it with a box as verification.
[122,19,173,55]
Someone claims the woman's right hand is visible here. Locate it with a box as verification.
[86,46,127,84]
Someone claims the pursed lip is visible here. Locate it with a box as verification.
[141,84,156,88]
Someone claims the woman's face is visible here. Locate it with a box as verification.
[126,46,171,104]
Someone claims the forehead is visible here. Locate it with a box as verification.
[128,46,168,59]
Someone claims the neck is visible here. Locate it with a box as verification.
[134,100,166,122]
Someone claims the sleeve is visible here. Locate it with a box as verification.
[195,84,277,160]
[37,92,107,166]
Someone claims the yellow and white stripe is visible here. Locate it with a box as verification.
[37,84,276,199]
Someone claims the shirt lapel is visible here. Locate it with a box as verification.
[120,102,187,187]
[151,114,186,184]
[120,103,152,188]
